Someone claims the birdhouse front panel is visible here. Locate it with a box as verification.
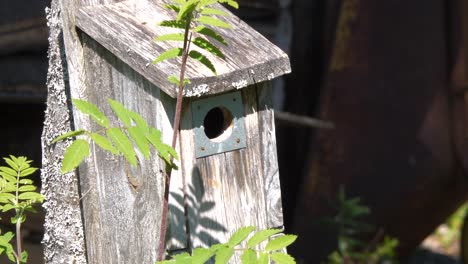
[174,81,283,250]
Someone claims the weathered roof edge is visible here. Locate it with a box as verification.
[76,1,291,98]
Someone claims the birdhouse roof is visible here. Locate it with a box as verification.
[75,1,291,98]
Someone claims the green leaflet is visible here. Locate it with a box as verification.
[248,228,282,248]
[20,251,28,263]
[108,98,132,127]
[194,26,227,45]
[73,99,110,128]
[159,20,186,29]
[215,246,234,264]
[228,226,255,247]
[189,50,216,75]
[199,0,218,7]
[258,252,269,264]
[201,7,228,16]
[270,252,296,264]
[129,111,150,133]
[0,166,17,177]
[19,167,37,177]
[154,33,185,42]
[17,185,36,192]
[61,139,90,174]
[219,0,239,9]
[241,249,257,264]
[265,235,298,252]
[3,157,18,171]
[191,248,215,264]
[128,126,151,159]
[52,129,86,143]
[90,133,119,155]
[177,0,198,21]
[197,16,232,29]
[192,37,225,59]
[107,128,138,167]
[164,4,180,12]
[168,75,191,86]
[18,192,44,202]
[153,48,184,64]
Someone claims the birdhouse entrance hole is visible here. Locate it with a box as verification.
[192,91,247,158]
[203,107,234,142]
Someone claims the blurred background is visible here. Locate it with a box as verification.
[3,0,468,263]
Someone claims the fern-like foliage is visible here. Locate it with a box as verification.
[156,226,297,264]
[0,155,43,263]
[53,98,178,174]
[153,0,239,80]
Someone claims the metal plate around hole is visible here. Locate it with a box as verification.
[192,91,246,158]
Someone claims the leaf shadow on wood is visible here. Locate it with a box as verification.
[169,166,227,250]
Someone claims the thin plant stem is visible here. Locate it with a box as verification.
[15,169,22,264]
[157,15,193,261]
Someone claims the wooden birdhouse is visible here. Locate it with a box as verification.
[42,0,290,263]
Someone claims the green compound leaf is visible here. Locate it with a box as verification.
[128,126,151,159]
[228,226,255,247]
[258,252,269,264]
[61,139,90,174]
[265,235,298,252]
[189,50,216,75]
[194,26,227,45]
[270,252,296,264]
[241,249,257,264]
[159,20,186,29]
[192,248,215,264]
[154,33,185,42]
[73,99,110,128]
[192,37,225,59]
[153,48,184,64]
[177,0,198,21]
[52,129,86,143]
[108,98,132,127]
[215,246,234,264]
[248,228,282,248]
[107,128,138,167]
[90,133,119,155]
[197,16,232,29]
[19,167,38,177]
[201,7,229,16]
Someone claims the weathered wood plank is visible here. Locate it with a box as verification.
[256,81,284,229]
[77,34,171,264]
[75,0,291,98]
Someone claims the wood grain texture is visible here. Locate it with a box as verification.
[178,82,284,261]
[78,35,173,264]
[75,0,291,98]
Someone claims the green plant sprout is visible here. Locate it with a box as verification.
[156,226,297,264]
[324,186,398,264]
[152,0,239,260]
[0,155,43,264]
[52,98,178,174]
